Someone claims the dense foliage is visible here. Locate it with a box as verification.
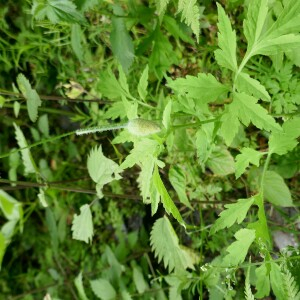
[0,0,299,299]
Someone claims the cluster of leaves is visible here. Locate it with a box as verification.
[0,0,299,299]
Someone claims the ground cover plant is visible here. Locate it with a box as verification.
[0,0,299,299]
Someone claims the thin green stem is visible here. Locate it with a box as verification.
[172,118,217,129]
[260,152,272,193]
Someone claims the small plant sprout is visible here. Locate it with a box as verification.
[75,118,161,136]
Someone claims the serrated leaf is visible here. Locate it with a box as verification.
[150,216,194,272]
[71,204,93,243]
[13,123,37,175]
[255,263,270,298]
[206,147,235,176]
[153,165,184,226]
[233,92,281,132]
[263,171,293,207]
[155,0,170,15]
[90,278,116,300]
[32,0,87,24]
[269,117,300,155]
[168,73,228,104]
[110,6,134,73]
[243,0,268,49]
[270,263,286,300]
[169,166,191,208]
[138,65,148,101]
[87,146,121,197]
[74,272,88,300]
[235,147,263,178]
[236,72,270,101]
[214,3,237,71]
[16,74,41,122]
[223,228,255,266]
[210,197,255,234]
[177,0,201,43]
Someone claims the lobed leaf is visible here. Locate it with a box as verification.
[210,197,255,234]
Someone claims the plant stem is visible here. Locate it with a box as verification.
[172,118,217,129]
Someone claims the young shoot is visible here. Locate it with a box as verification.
[75,118,161,136]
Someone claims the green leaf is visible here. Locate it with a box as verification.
[90,278,116,300]
[223,228,255,266]
[263,171,293,207]
[153,165,184,226]
[243,0,268,49]
[97,69,127,100]
[210,197,255,234]
[162,99,172,131]
[150,216,194,272]
[74,272,89,300]
[71,204,93,243]
[110,6,134,73]
[235,148,263,178]
[87,146,121,197]
[38,114,49,137]
[270,263,286,300]
[71,24,84,62]
[133,266,148,294]
[32,0,87,25]
[195,125,213,165]
[155,0,170,15]
[282,266,300,300]
[168,73,228,104]
[13,123,37,175]
[0,232,6,270]
[137,65,148,101]
[0,190,23,221]
[16,73,41,122]
[269,117,300,155]
[177,0,201,43]
[255,263,270,298]
[214,3,237,71]
[169,165,191,208]
[236,72,270,102]
[206,146,235,176]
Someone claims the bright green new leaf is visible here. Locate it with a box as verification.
[214,3,237,72]
[110,6,134,73]
[263,171,293,207]
[223,228,255,266]
[32,0,87,25]
[270,263,286,300]
[169,165,191,208]
[13,123,37,175]
[153,165,184,226]
[243,0,268,49]
[138,65,148,101]
[177,0,201,43]
[162,99,172,131]
[206,147,235,176]
[269,117,300,155]
[195,126,213,165]
[168,73,228,104]
[16,73,42,122]
[87,146,121,197]
[255,263,270,298]
[71,204,93,244]
[90,278,116,300]
[210,197,255,234]
[0,190,23,221]
[235,147,263,178]
[0,232,5,270]
[236,72,270,102]
[155,0,170,15]
[150,216,194,272]
[74,272,89,300]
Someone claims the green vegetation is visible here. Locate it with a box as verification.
[0,0,299,299]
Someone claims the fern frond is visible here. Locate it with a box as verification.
[282,266,300,300]
[245,281,255,300]
[177,0,200,42]
[155,0,170,15]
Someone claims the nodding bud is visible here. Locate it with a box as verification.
[127,118,161,136]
